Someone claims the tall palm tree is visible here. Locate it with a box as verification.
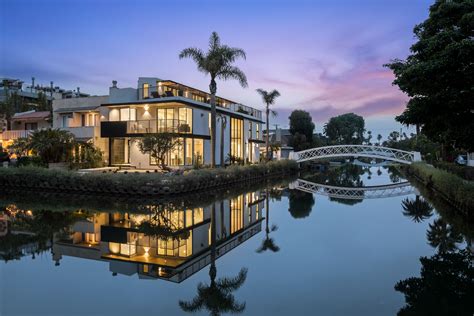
[180,32,248,168]
[256,89,280,160]
[179,203,247,315]
[257,188,280,253]
[401,196,433,223]
[427,218,464,253]
[218,114,227,167]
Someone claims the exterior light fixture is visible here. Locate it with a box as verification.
[144,247,150,257]
[144,104,149,111]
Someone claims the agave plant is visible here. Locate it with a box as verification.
[401,196,434,223]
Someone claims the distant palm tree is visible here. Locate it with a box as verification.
[179,204,248,315]
[180,32,248,167]
[256,89,280,160]
[427,218,464,253]
[401,196,433,223]
[257,188,280,253]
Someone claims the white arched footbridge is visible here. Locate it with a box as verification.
[289,179,415,200]
[289,145,421,164]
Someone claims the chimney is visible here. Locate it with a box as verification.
[31,77,35,92]
[77,87,80,97]
[112,80,117,88]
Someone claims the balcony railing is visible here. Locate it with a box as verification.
[0,130,32,140]
[136,85,262,120]
[127,119,191,134]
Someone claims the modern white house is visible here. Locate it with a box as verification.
[51,191,265,282]
[52,77,264,168]
[99,77,264,168]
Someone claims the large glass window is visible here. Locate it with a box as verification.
[120,108,136,121]
[156,107,192,133]
[143,83,149,99]
[185,138,192,165]
[231,118,243,160]
[193,139,204,165]
[230,195,244,234]
[157,232,192,257]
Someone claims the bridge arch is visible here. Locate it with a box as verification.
[289,145,421,164]
[289,179,415,200]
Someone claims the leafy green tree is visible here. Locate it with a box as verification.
[180,32,248,167]
[288,110,315,151]
[29,128,75,163]
[288,190,314,219]
[136,133,181,171]
[256,89,280,160]
[385,0,474,152]
[395,249,474,316]
[324,113,365,145]
[35,91,51,112]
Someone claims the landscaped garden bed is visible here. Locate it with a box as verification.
[0,160,298,197]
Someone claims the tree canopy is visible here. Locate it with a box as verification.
[324,113,365,145]
[288,110,315,151]
[385,0,474,151]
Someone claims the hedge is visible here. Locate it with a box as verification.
[0,160,299,197]
[433,161,474,181]
[402,162,474,215]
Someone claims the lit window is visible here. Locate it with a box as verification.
[143,83,149,98]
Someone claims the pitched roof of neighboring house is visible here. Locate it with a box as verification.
[12,110,51,121]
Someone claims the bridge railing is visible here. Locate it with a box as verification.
[290,145,421,164]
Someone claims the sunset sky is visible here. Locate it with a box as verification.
[0,0,434,136]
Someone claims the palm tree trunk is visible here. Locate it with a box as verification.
[220,117,225,167]
[209,79,217,168]
[265,188,270,234]
[265,105,270,161]
[209,203,217,282]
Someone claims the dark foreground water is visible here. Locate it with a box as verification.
[1,165,472,316]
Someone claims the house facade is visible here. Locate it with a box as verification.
[0,110,51,148]
[51,191,265,282]
[98,77,264,168]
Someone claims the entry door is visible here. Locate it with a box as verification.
[111,138,126,164]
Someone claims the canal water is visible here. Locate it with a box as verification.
[0,165,471,316]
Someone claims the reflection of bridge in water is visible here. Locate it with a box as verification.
[289,179,415,200]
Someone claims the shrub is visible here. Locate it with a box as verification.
[405,163,474,213]
[433,161,474,181]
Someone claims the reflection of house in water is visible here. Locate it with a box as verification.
[52,192,265,283]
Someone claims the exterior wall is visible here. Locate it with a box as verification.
[109,87,137,103]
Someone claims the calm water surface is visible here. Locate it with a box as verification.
[1,165,472,316]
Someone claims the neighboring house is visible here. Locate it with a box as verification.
[53,95,108,155]
[99,77,264,168]
[260,128,294,160]
[51,192,265,282]
[0,110,51,147]
[0,77,89,104]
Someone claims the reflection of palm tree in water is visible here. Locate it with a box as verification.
[179,204,247,315]
[401,195,433,223]
[257,189,280,253]
[427,218,464,253]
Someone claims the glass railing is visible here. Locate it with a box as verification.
[136,85,262,120]
[127,119,191,134]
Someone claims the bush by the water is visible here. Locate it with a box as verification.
[404,163,474,213]
[433,161,474,181]
[0,160,298,196]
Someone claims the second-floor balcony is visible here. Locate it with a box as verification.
[61,126,99,139]
[0,130,33,140]
[101,119,191,137]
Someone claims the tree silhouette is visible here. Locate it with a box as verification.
[427,218,463,253]
[288,190,314,219]
[179,204,247,315]
[257,189,280,253]
[395,250,474,316]
[401,195,433,223]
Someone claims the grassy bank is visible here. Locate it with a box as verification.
[0,160,298,197]
[401,162,474,215]
[433,161,474,181]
